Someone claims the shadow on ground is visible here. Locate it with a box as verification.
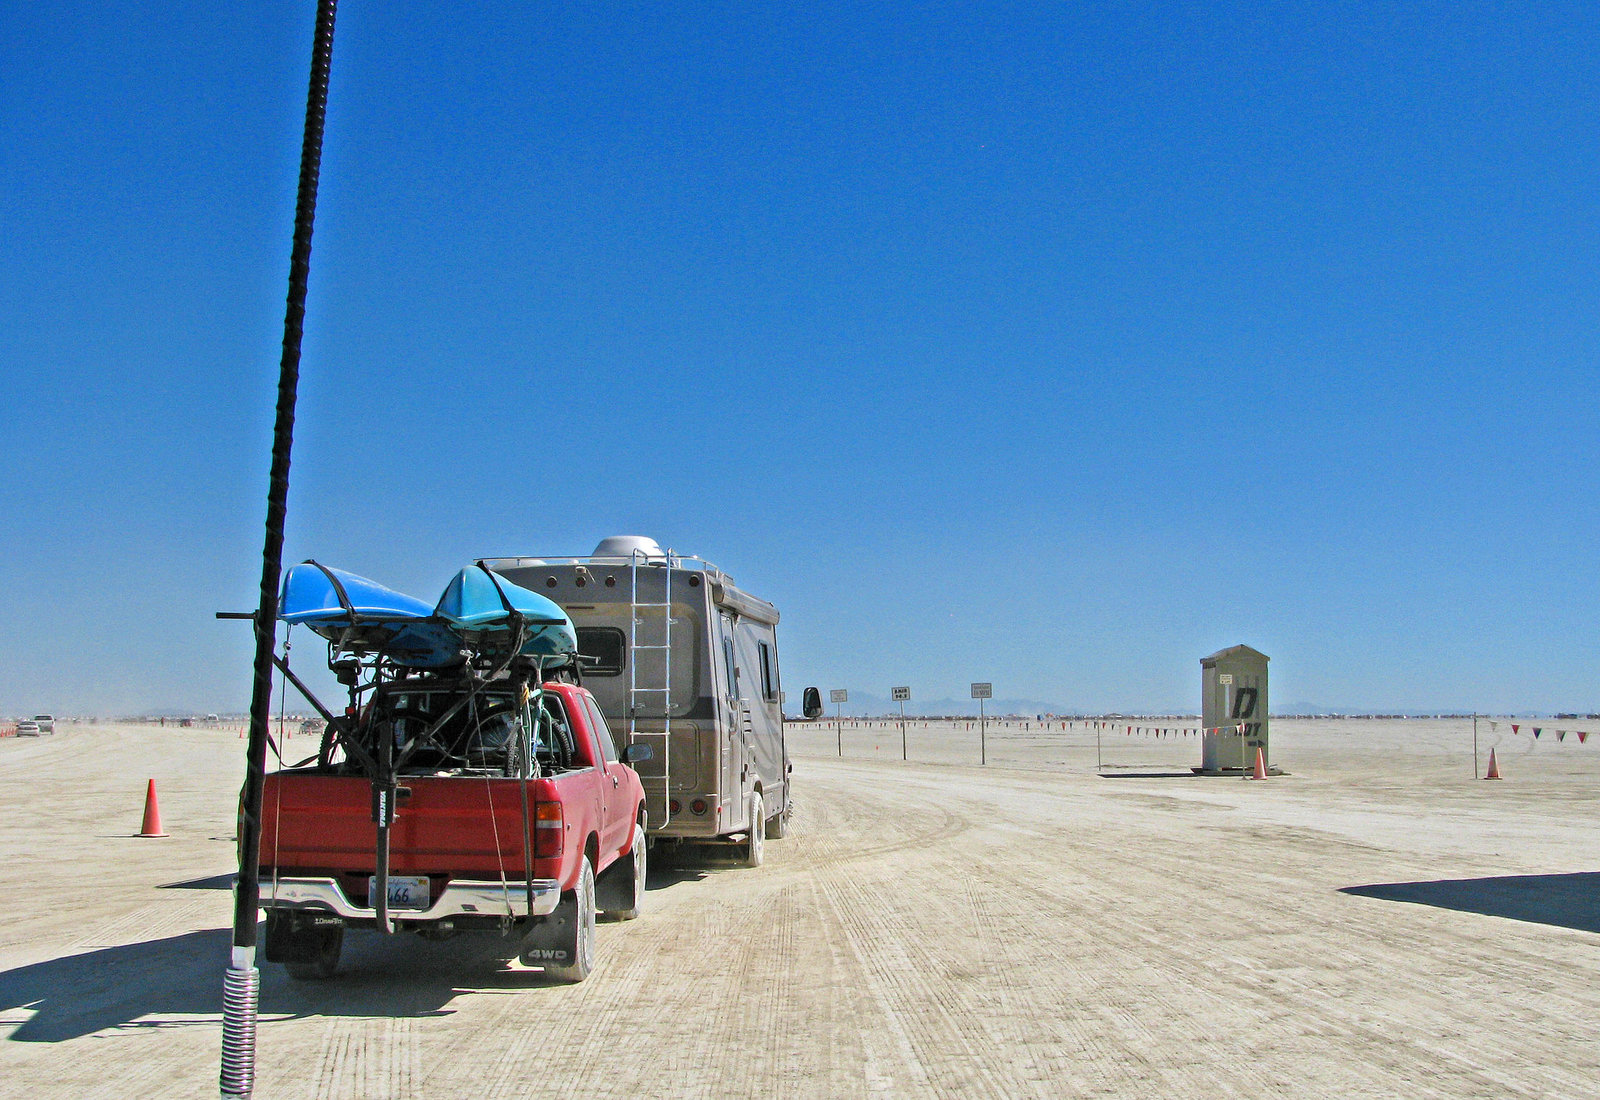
[2,861,710,1042]
[159,872,234,890]
[1341,872,1600,934]
[0,929,232,1042]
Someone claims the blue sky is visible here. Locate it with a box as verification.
[3,2,1596,716]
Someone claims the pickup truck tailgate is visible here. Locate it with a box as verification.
[262,774,537,876]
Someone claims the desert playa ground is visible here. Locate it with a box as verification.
[3,716,1598,1098]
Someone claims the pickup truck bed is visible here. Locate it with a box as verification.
[258,681,647,982]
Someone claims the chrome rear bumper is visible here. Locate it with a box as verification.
[259,876,561,921]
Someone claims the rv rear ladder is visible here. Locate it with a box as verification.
[627,550,675,828]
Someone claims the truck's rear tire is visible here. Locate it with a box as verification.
[600,823,646,921]
[743,792,764,868]
[545,857,596,983]
[283,925,343,981]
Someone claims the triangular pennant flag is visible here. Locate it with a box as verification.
[1580,731,1589,744]
[1557,730,1566,742]
[1533,727,1542,739]
[1512,724,1519,734]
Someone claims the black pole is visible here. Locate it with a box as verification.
[222,3,338,1097]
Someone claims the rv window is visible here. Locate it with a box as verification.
[758,641,779,702]
[723,635,741,700]
[576,627,625,676]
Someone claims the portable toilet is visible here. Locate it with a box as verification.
[1200,645,1269,773]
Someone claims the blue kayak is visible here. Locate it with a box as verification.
[436,564,577,658]
[278,561,463,667]
[280,561,434,623]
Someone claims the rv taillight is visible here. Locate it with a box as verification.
[669,799,681,815]
[690,798,708,816]
[534,801,563,857]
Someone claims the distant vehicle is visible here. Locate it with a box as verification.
[482,536,798,860]
[16,719,40,736]
[32,715,54,734]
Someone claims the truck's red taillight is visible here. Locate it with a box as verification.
[533,800,563,858]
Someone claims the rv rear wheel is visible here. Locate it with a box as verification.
[743,792,764,868]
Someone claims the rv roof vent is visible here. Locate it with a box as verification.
[592,535,667,562]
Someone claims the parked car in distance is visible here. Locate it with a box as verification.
[33,715,55,734]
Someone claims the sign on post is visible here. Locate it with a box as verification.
[971,683,992,764]
[830,689,847,756]
[892,687,910,760]
[830,689,848,703]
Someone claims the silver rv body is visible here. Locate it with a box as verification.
[481,537,791,845]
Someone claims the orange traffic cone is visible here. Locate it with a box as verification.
[1247,746,1268,780]
[138,779,168,837]
[1484,749,1501,780]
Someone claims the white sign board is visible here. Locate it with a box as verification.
[830,689,848,703]
[1218,674,1233,685]
[971,682,992,699]
[892,686,910,701]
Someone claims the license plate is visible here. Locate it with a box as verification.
[368,875,430,910]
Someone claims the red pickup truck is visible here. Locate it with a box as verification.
[257,678,649,983]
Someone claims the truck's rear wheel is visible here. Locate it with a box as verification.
[743,792,764,868]
[546,857,596,983]
[283,925,343,981]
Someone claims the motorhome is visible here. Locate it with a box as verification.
[482,537,791,862]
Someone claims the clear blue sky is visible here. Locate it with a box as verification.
[3,2,1596,716]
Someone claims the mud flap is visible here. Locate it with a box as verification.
[519,893,578,967]
[595,852,640,914]
[263,911,343,964]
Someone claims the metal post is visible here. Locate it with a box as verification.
[979,697,986,765]
[1473,713,1479,779]
[899,699,907,761]
[1096,720,1102,772]
[836,702,842,757]
[222,4,338,1098]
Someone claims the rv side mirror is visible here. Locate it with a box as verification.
[621,743,654,765]
[802,687,823,720]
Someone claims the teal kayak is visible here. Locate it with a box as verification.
[436,564,577,658]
